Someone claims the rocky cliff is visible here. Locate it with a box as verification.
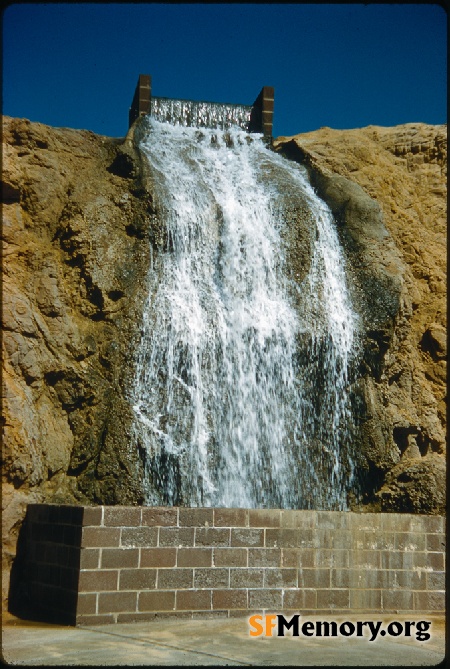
[2,116,155,606]
[2,117,446,609]
[274,123,446,514]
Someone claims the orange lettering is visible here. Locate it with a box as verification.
[265,614,278,637]
[249,614,264,637]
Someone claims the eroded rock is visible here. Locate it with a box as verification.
[1,117,156,608]
[275,123,446,512]
[377,454,446,514]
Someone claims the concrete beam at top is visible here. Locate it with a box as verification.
[248,86,275,141]
[127,75,274,140]
[261,86,274,139]
[129,74,152,129]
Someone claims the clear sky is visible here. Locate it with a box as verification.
[2,3,447,139]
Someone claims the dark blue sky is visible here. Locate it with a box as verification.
[2,3,447,138]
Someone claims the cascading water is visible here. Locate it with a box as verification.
[130,112,360,510]
[151,97,252,131]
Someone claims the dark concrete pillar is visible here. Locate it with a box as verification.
[129,74,151,128]
[248,86,275,139]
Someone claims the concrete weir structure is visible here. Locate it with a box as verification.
[128,74,275,139]
[11,505,445,626]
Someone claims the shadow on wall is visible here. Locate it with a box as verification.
[8,504,446,626]
[9,505,83,625]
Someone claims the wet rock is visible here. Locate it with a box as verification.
[107,144,140,179]
[275,123,446,513]
[377,454,446,514]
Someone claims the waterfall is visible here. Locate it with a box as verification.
[151,97,252,131]
[131,114,359,510]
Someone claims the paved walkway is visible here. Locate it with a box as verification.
[1,613,446,666]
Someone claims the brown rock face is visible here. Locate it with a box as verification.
[2,117,157,606]
[274,123,446,513]
[2,117,446,612]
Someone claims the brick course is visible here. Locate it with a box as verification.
[19,505,445,625]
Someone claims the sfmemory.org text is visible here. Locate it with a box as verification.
[248,615,431,642]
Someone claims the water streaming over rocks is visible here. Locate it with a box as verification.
[131,114,360,509]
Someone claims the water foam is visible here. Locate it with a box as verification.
[151,97,251,131]
[131,117,359,509]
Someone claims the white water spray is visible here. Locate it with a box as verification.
[131,115,359,509]
[151,97,251,131]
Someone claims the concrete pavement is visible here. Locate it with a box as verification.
[1,613,446,666]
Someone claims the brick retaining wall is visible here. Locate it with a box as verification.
[19,505,445,625]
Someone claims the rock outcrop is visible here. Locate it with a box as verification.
[274,123,446,513]
[2,117,156,606]
[2,117,446,612]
